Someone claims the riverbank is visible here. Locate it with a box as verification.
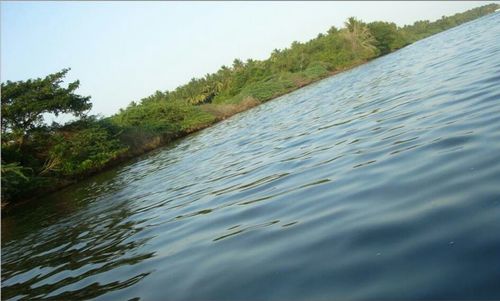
[4,8,500,299]
[2,4,498,211]
[1,61,365,213]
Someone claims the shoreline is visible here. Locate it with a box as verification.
[1,59,371,213]
[4,5,498,213]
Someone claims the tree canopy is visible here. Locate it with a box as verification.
[1,68,91,144]
[1,3,498,206]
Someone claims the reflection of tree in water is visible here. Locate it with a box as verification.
[1,166,125,244]
[2,202,155,300]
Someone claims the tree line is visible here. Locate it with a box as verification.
[1,4,498,206]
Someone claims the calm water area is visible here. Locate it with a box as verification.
[2,13,500,300]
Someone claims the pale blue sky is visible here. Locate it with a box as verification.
[1,1,496,118]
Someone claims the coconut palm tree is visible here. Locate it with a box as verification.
[342,17,377,59]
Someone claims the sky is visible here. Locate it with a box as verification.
[1,1,497,118]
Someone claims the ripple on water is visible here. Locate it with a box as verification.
[2,12,500,301]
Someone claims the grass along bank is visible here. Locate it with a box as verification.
[1,4,498,210]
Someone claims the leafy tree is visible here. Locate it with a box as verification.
[1,68,91,145]
[2,4,498,205]
[327,26,339,35]
[367,21,408,55]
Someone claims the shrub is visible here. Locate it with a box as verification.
[48,126,128,176]
[200,97,260,120]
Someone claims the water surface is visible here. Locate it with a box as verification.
[2,13,500,300]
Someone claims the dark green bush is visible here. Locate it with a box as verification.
[48,125,128,177]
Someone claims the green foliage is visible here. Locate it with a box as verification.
[367,21,408,55]
[1,162,30,181]
[401,3,498,43]
[48,124,128,176]
[214,62,329,104]
[0,161,54,202]
[215,74,290,104]
[240,76,295,102]
[1,4,497,204]
[341,17,379,59]
[179,108,216,131]
[122,4,497,110]
[1,68,91,144]
[111,99,215,133]
[1,162,30,200]
[299,62,330,80]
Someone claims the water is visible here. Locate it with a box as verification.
[2,14,500,300]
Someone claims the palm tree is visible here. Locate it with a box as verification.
[232,59,244,71]
[342,17,377,58]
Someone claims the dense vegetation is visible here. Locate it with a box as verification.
[1,4,498,206]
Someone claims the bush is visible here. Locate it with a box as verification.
[200,97,259,120]
[112,100,215,133]
[48,126,128,176]
[1,162,31,201]
[220,74,296,104]
[300,62,330,80]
